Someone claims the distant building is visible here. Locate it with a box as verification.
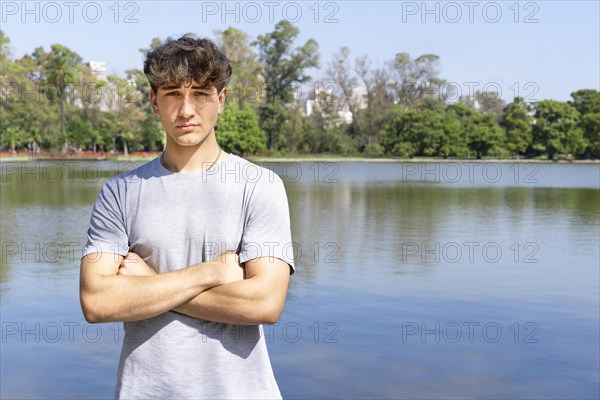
[85,60,107,82]
[303,86,330,117]
[304,86,366,125]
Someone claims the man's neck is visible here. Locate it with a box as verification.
[161,138,226,173]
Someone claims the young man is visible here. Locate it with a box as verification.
[79,34,294,399]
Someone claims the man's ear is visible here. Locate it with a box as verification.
[150,90,159,115]
[217,88,227,115]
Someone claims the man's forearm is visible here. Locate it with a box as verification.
[172,259,289,325]
[81,260,219,323]
[173,279,275,325]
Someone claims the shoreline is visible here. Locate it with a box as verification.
[246,156,600,164]
[1,155,598,164]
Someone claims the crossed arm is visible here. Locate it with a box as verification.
[79,251,290,325]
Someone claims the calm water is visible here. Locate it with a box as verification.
[1,160,599,399]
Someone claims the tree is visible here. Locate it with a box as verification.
[0,34,60,153]
[579,112,600,158]
[570,89,600,158]
[500,97,533,157]
[388,52,446,107]
[445,102,475,156]
[353,56,394,149]
[139,37,162,58]
[570,89,600,115]
[466,113,505,159]
[461,90,506,121]
[382,105,407,154]
[447,102,504,159]
[42,44,82,153]
[106,75,144,156]
[303,90,355,154]
[533,100,584,159]
[327,47,359,122]
[382,106,462,158]
[253,20,319,151]
[1,126,26,155]
[66,113,93,150]
[214,28,262,108]
[0,29,12,69]
[124,67,164,151]
[215,102,266,155]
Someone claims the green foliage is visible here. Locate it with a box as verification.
[533,100,584,159]
[466,113,505,159]
[579,113,600,157]
[254,21,319,102]
[570,89,600,115]
[139,112,164,151]
[215,103,266,155]
[254,20,319,150]
[301,92,356,154]
[500,97,533,156]
[570,89,600,158]
[139,37,162,58]
[363,142,384,157]
[0,126,26,153]
[43,44,82,152]
[383,105,465,158]
[66,113,93,148]
[215,28,262,108]
[0,30,597,160]
[105,75,145,155]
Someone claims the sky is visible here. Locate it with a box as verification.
[2,0,599,102]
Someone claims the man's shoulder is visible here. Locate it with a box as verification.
[225,155,284,187]
[101,157,159,190]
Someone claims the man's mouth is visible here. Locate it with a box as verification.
[176,124,198,131]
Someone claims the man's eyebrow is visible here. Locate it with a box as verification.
[159,85,213,91]
[191,85,214,91]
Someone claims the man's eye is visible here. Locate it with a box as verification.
[195,92,209,97]
[165,92,179,96]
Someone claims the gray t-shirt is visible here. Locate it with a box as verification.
[82,154,294,399]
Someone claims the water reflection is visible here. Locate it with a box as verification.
[1,161,598,399]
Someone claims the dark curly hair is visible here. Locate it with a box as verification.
[143,34,232,93]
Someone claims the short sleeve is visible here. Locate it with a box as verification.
[239,171,295,274]
[81,178,129,259]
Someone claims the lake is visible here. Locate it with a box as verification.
[1,159,599,399]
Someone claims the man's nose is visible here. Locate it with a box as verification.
[178,95,195,118]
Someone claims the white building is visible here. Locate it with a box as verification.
[85,60,107,82]
[304,86,366,124]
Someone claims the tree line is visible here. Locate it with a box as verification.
[0,23,598,160]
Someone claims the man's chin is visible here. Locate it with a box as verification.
[168,134,209,148]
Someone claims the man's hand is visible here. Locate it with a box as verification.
[118,253,156,276]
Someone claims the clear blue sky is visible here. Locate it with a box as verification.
[2,0,599,102]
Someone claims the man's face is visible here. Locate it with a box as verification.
[150,79,226,148]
